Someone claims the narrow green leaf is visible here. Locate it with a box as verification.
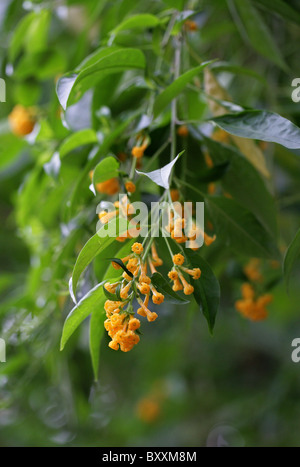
[9,12,36,61]
[61,281,105,351]
[211,110,300,150]
[184,249,220,333]
[228,0,287,69]
[153,62,214,118]
[112,14,160,34]
[89,299,106,381]
[151,272,189,304]
[92,156,120,186]
[206,196,279,258]
[108,258,133,278]
[71,218,128,301]
[284,228,300,289]
[59,129,98,158]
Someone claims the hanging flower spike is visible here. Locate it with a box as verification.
[125,180,136,193]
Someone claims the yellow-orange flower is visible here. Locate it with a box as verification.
[8,105,36,136]
[125,180,136,193]
[132,242,143,255]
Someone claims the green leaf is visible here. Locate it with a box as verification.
[71,218,128,301]
[253,0,300,25]
[228,0,287,69]
[111,14,160,34]
[205,196,279,258]
[14,49,66,80]
[57,48,146,109]
[107,258,133,278]
[89,299,106,381]
[61,281,105,351]
[283,228,300,289]
[9,10,50,61]
[153,62,213,118]
[211,110,300,150]
[202,135,277,235]
[9,12,36,61]
[151,272,189,304]
[92,156,120,186]
[184,250,220,333]
[59,129,98,158]
[136,151,184,189]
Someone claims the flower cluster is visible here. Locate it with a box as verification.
[168,253,201,295]
[165,210,216,250]
[104,242,166,351]
[235,283,272,321]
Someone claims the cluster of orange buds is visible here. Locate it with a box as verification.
[243,258,263,282]
[104,300,140,352]
[165,210,216,250]
[8,105,36,136]
[104,242,165,351]
[235,283,272,321]
[168,253,201,295]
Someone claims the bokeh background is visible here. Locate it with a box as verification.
[1,0,300,447]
